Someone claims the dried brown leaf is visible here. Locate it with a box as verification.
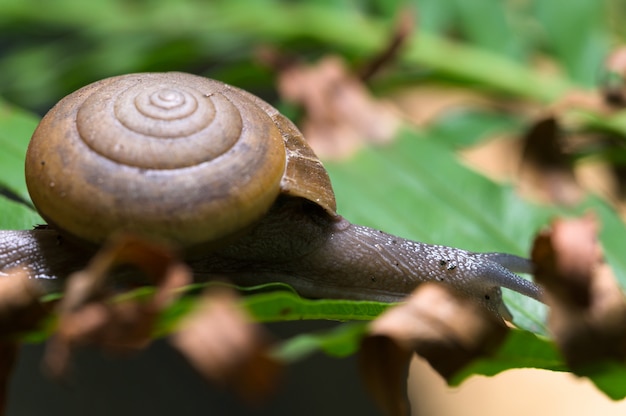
[361,283,508,416]
[360,336,412,416]
[45,235,191,377]
[532,214,626,369]
[0,269,48,335]
[0,270,49,416]
[518,116,583,205]
[515,92,626,213]
[277,55,401,159]
[172,288,281,402]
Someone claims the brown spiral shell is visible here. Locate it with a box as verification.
[25,72,336,248]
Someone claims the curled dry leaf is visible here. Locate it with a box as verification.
[359,336,412,416]
[532,213,626,370]
[511,46,626,212]
[0,269,48,416]
[360,283,508,416]
[45,235,191,378]
[518,116,583,205]
[518,102,626,213]
[171,288,281,402]
[277,55,401,159]
[0,269,48,335]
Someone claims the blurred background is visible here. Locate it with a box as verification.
[0,0,617,113]
[3,0,626,414]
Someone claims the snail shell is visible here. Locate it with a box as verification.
[25,72,336,248]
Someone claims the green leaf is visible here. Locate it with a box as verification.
[448,0,530,61]
[243,291,391,323]
[428,108,523,148]
[274,322,369,362]
[0,198,42,230]
[582,362,626,401]
[0,99,44,228]
[532,0,610,86]
[450,329,566,383]
[451,329,626,401]
[0,99,39,201]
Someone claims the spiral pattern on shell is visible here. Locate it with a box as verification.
[77,75,245,169]
[25,72,288,248]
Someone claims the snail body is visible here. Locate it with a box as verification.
[0,72,542,320]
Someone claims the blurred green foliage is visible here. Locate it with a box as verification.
[0,0,617,113]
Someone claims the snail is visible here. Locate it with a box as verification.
[0,72,542,321]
